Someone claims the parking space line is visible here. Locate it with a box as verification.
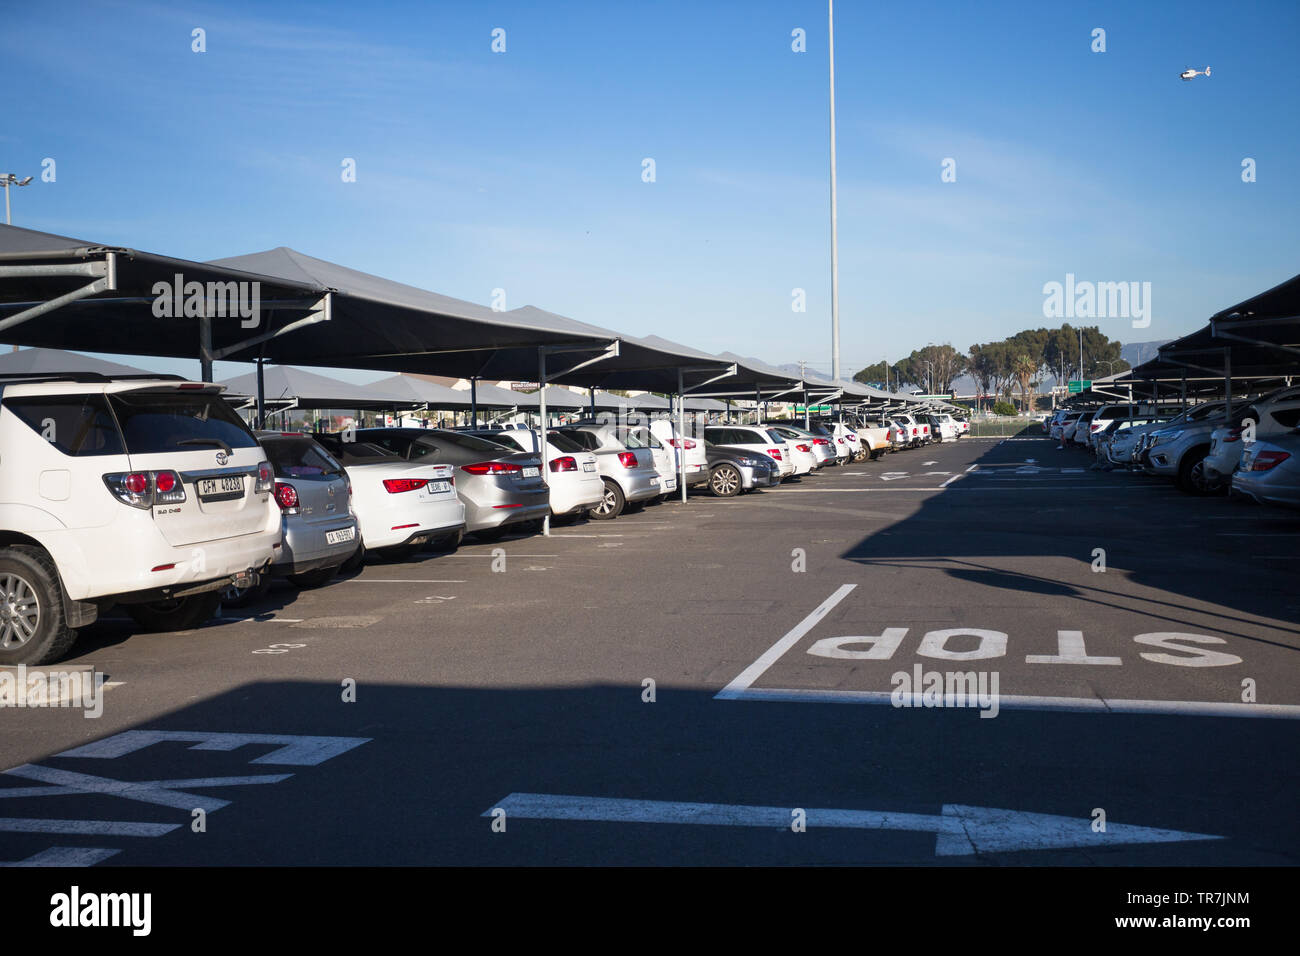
[940,474,962,487]
[345,579,467,583]
[715,585,856,699]
[720,686,1300,719]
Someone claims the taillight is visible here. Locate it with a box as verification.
[1090,423,1102,432]
[666,438,697,450]
[383,477,430,493]
[1224,429,1241,443]
[767,448,783,460]
[1251,451,1291,472]
[462,462,522,475]
[274,481,300,511]
[255,461,274,494]
[103,470,188,509]
[796,444,810,453]
[813,438,830,445]
[550,456,578,472]
[617,452,638,468]
[912,428,917,436]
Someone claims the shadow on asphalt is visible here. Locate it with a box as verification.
[842,429,1300,641]
[1,681,1296,866]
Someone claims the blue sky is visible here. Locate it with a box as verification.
[2,0,1296,383]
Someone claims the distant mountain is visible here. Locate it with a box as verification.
[1120,340,1171,367]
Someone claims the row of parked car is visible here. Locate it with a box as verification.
[0,371,972,666]
[1046,385,1300,505]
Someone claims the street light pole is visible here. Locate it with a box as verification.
[0,171,34,223]
[828,0,841,382]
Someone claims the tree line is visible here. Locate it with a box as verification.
[853,324,1130,411]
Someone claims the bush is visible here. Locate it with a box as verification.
[991,401,1018,416]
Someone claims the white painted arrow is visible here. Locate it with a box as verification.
[922,460,938,466]
[485,793,1222,856]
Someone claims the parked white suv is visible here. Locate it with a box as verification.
[0,375,281,665]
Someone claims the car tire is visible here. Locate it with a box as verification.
[427,530,463,552]
[0,545,77,666]
[288,566,340,589]
[220,573,271,608]
[588,479,625,520]
[340,543,365,574]
[709,464,742,497]
[126,591,222,633]
[1177,447,1222,496]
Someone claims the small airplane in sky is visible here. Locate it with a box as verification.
[1179,66,1211,81]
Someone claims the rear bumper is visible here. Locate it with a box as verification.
[1231,472,1300,507]
[272,514,360,575]
[619,471,662,502]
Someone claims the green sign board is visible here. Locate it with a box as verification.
[793,405,832,413]
[1067,380,1092,394]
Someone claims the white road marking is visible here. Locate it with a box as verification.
[721,686,1300,719]
[56,730,370,766]
[216,616,304,623]
[347,579,467,584]
[484,793,1221,856]
[0,818,180,837]
[0,847,121,867]
[940,474,962,487]
[716,585,856,698]
[923,460,938,466]
[966,463,979,472]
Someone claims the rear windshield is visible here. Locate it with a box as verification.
[3,393,125,457]
[474,431,524,452]
[429,430,513,453]
[262,437,345,477]
[315,435,404,464]
[108,390,258,455]
[765,429,789,444]
[546,430,585,453]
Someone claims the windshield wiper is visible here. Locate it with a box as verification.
[178,437,234,456]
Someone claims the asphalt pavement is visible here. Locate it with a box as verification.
[2,432,1297,865]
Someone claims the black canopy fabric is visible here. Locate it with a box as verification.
[0,226,619,380]
[218,365,415,411]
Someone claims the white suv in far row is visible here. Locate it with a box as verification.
[0,375,281,665]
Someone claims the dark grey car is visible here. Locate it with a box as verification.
[222,432,359,606]
[704,444,780,497]
[356,428,549,538]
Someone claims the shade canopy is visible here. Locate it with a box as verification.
[0,346,151,377]
[218,366,436,411]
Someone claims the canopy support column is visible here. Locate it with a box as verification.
[677,368,687,503]
[255,357,266,430]
[470,377,478,428]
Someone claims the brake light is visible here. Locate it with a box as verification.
[550,456,578,472]
[796,444,811,453]
[255,461,274,494]
[767,448,783,460]
[1251,451,1292,472]
[103,470,188,509]
[617,452,638,468]
[461,462,523,475]
[1224,429,1241,443]
[912,428,917,436]
[1090,423,1103,432]
[812,438,830,445]
[383,477,430,493]
[274,482,300,511]
[666,438,697,449]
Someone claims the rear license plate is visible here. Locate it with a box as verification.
[522,467,540,478]
[424,479,452,495]
[325,526,356,545]
[582,461,596,472]
[197,475,243,501]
